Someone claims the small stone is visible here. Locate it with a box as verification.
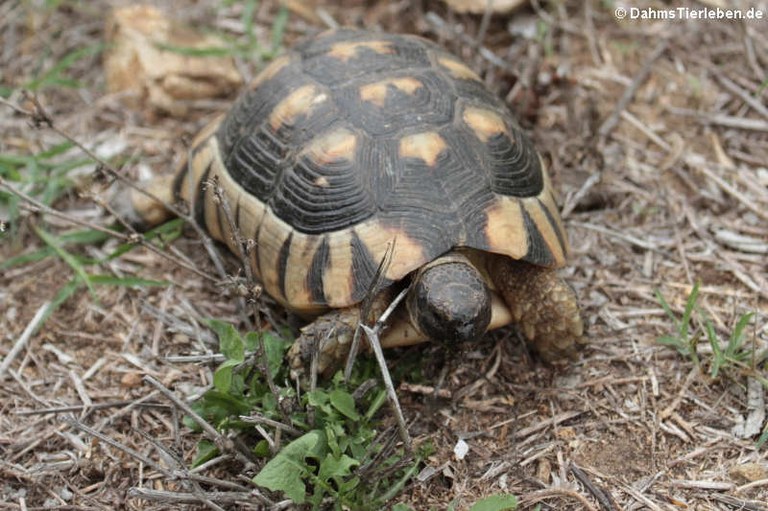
[556,427,577,441]
[120,371,143,389]
[454,438,469,460]
[728,463,768,483]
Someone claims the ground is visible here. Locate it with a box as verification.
[1,1,767,510]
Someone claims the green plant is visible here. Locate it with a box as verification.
[758,424,768,449]
[655,281,702,367]
[469,494,518,511]
[187,321,426,509]
[0,142,91,235]
[706,311,757,379]
[24,43,104,91]
[656,282,766,388]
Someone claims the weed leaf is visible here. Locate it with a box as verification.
[330,389,359,420]
[469,494,518,511]
[191,439,219,468]
[253,430,327,504]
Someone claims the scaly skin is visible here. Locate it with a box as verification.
[489,256,585,361]
[287,291,391,376]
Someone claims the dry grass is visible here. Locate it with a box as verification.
[1,0,767,510]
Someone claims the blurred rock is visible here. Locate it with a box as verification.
[441,0,527,14]
[103,5,242,115]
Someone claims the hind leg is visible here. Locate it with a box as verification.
[490,257,585,361]
[111,173,177,228]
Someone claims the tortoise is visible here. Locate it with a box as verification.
[122,29,585,374]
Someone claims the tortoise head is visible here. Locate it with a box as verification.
[406,253,491,345]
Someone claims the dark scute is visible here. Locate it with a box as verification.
[307,235,330,304]
[338,71,454,138]
[522,206,554,266]
[217,62,305,156]
[408,261,492,345]
[487,130,543,198]
[277,231,293,298]
[270,135,377,234]
[224,126,286,202]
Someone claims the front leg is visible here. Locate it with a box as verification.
[490,257,585,361]
[287,291,392,376]
[287,306,363,377]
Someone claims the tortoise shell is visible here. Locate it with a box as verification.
[173,29,568,313]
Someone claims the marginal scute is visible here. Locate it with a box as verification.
[359,77,423,107]
[399,132,447,167]
[327,40,394,61]
[269,84,327,131]
[483,197,528,260]
[256,208,293,304]
[353,221,428,285]
[321,230,355,306]
[283,231,326,310]
[521,198,566,267]
[536,172,569,259]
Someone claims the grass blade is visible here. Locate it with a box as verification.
[34,226,97,300]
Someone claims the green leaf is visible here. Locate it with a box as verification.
[0,247,53,270]
[189,389,252,428]
[657,335,686,351]
[270,5,289,55]
[208,320,244,362]
[213,360,238,393]
[191,440,219,468]
[469,494,518,511]
[391,505,416,511]
[88,274,168,287]
[654,288,677,324]
[727,312,754,356]
[253,430,327,504]
[706,319,723,378]
[757,424,768,449]
[680,281,700,339]
[330,389,359,420]
[317,453,359,489]
[25,43,104,90]
[365,389,388,420]
[307,390,333,415]
[153,42,233,57]
[244,331,288,377]
[253,439,271,457]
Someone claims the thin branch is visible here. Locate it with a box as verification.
[0,301,50,379]
[599,40,668,138]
